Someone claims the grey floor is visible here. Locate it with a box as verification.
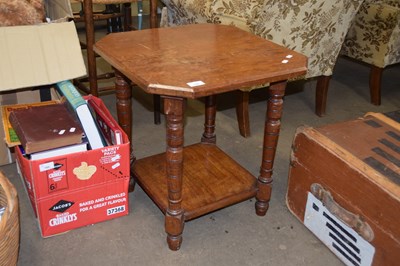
[3,19,400,266]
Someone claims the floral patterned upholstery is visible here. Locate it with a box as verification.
[161,0,213,25]
[341,0,400,105]
[254,0,364,79]
[162,0,364,79]
[159,0,365,136]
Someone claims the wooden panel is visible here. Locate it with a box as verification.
[134,143,257,220]
[317,117,400,189]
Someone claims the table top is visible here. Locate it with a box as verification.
[94,24,307,98]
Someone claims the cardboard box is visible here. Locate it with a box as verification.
[15,96,130,237]
[0,0,85,91]
[0,0,86,165]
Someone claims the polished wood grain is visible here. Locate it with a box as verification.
[94,24,307,250]
[134,143,257,220]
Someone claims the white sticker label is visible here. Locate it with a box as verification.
[187,81,205,87]
[39,162,55,172]
[111,162,120,169]
[107,205,125,216]
[304,192,375,266]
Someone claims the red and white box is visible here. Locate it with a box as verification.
[15,96,130,237]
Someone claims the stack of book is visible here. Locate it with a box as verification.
[9,101,87,160]
[7,81,122,160]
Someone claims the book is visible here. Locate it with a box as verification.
[56,81,105,150]
[1,100,59,147]
[8,103,84,154]
[29,142,88,160]
[87,96,123,145]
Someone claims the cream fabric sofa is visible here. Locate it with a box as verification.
[159,0,365,137]
[341,0,400,105]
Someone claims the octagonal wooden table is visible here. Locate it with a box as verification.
[94,24,307,250]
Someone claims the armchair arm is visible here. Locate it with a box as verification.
[342,2,400,68]
[253,0,364,78]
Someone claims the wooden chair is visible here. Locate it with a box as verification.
[72,0,162,123]
[72,0,135,96]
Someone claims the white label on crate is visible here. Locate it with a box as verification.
[304,192,375,266]
[39,162,55,172]
[107,205,125,216]
[111,162,120,169]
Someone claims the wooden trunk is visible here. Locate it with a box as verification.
[287,111,400,266]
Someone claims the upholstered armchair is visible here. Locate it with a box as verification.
[159,0,365,137]
[341,0,400,105]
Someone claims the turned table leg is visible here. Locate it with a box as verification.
[256,81,287,216]
[114,69,132,141]
[163,96,185,251]
[114,69,136,191]
[201,95,217,144]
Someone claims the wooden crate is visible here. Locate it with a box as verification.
[287,111,400,266]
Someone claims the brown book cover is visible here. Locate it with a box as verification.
[9,102,84,154]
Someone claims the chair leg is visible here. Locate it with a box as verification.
[369,65,383,105]
[83,0,98,96]
[236,90,251,138]
[137,1,143,30]
[150,0,158,28]
[123,3,132,31]
[315,75,331,117]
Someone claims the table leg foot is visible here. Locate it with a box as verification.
[128,178,136,193]
[167,235,182,251]
[255,179,272,216]
[255,203,269,216]
[165,211,184,251]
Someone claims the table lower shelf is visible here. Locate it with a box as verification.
[133,143,257,221]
